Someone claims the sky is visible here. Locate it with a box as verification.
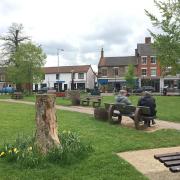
[0,0,158,72]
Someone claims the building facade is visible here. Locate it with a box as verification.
[98,37,180,93]
[98,48,138,92]
[33,65,96,92]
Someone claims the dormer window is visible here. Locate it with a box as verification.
[141,56,147,64]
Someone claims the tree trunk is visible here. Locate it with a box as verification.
[35,94,60,154]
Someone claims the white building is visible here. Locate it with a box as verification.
[33,65,96,91]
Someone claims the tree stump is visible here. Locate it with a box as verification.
[35,94,60,154]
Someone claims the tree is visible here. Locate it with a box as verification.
[6,42,46,94]
[145,0,180,75]
[125,64,136,90]
[0,23,30,65]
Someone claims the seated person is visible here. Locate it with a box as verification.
[137,91,156,125]
[115,90,132,105]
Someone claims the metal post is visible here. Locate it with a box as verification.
[57,49,60,92]
[57,49,64,92]
[71,69,74,90]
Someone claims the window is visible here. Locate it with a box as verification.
[78,73,84,79]
[141,69,147,76]
[56,74,59,80]
[151,69,156,76]
[113,68,118,76]
[151,56,156,64]
[101,69,107,76]
[0,75,5,82]
[141,56,147,64]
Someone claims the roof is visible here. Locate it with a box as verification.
[43,65,91,74]
[137,43,157,56]
[98,56,137,67]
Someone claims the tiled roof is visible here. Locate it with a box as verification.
[43,65,91,74]
[98,56,137,67]
[137,43,157,56]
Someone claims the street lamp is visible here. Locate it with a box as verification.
[57,48,64,92]
[71,69,74,90]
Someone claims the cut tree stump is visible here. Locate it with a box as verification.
[35,94,60,154]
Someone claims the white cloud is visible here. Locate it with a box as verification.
[0,0,157,72]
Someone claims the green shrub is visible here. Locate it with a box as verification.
[0,132,93,168]
[47,130,93,165]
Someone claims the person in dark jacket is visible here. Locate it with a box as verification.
[137,91,156,125]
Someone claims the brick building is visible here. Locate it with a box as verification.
[136,37,161,91]
[98,48,138,92]
[98,37,180,93]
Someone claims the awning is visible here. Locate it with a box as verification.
[56,80,65,83]
[98,79,108,85]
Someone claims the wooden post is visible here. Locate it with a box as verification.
[35,94,60,154]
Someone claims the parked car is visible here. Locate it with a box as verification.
[142,86,155,92]
[133,86,155,93]
[132,87,143,93]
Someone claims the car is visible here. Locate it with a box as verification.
[133,86,155,93]
[142,86,155,92]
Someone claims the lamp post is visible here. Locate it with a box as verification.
[71,69,74,90]
[57,49,64,92]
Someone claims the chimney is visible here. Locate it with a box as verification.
[135,49,139,57]
[101,48,104,58]
[145,37,151,44]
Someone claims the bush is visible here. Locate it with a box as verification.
[47,131,93,165]
[0,132,93,168]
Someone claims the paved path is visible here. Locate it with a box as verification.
[118,146,180,180]
[0,99,180,131]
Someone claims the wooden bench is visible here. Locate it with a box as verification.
[154,152,180,173]
[11,92,23,99]
[81,96,102,108]
[106,103,156,129]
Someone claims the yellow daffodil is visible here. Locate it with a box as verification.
[13,148,17,153]
[0,152,5,156]
[8,150,12,153]
[27,146,32,151]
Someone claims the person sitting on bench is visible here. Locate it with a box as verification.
[115,90,132,105]
[137,91,156,126]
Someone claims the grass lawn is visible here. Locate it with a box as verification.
[0,94,180,122]
[0,102,180,180]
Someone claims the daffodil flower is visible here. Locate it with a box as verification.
[0,152,5,156]
[27,147,32,151]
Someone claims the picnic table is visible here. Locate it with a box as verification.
[81,96,102,108]
[11,92,23,99]
[104,103,156,130]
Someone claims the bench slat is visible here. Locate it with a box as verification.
[164,160,180,167]
[154,152,180,159]
[159,155,180,163]
[169,165,180,172]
